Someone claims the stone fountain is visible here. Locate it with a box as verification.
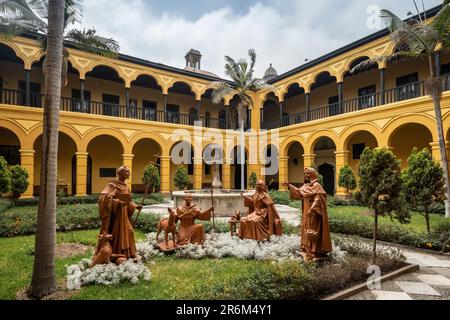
[172,164,254,217]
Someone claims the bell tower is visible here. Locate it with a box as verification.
[185,49,202,69]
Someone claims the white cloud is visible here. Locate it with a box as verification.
[76,0,442,79]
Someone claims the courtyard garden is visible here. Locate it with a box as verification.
[0,190,449,300]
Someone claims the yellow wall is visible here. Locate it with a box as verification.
[132,139,161,190]
[347,131,378,172]
[33,133,77,195]
[390,124,433,169]
[287,142,305,184]
[87,135,123,193]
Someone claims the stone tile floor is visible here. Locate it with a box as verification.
[346,249,450,300]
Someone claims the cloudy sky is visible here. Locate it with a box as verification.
[76,0,443,79]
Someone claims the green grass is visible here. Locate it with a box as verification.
[327,205,448,234]
[0,229,147,300]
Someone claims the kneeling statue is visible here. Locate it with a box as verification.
[238,180,283,241]
[170,193,214,246]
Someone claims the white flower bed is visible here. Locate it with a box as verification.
[138,232,347,262]
[66,258,151,290]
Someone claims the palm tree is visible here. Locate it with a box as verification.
[352,0,450,218]
[211,49,273,190]
[28,0,64,299]
[0,0,120,85]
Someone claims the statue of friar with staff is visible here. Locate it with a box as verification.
[283,167,332,262]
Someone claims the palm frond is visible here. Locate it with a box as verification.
[64,28,120,58]
[210,82,234,105]
[246,78,274,92]
[241,93,253,109]
[64,0,83,28]
[248,49,256,72]
[430,3,450,44]
[224,55,242,84]
[380,9,405,33]
[0,0,47,34]
[26,0,48,19]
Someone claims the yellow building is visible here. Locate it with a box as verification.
[1,5,449,198]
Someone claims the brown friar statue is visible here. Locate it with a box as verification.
[95,166,142,264]
[283,168,332,262]
[170,193,214,246]
[238,180,283,241]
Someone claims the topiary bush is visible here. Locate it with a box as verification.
[9,165,29,198]
[174,165,190,190]
[142,164,160,193]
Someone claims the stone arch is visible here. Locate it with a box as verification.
[280,135,307,157]
[307,130,340,154]
[28,124,83,152]
[344,129,379,174]
[129,71,164,89]
[131,137,163,192]
[341,123,381,150]
[82,62,126,82]
[81,127,128,153]
[33,131,79,196]
[0,42,26,66]
[308,70,337,91]
[0,119,28,148]
[129,131,166,153]
[384,114,438,146]
[286,141,305,186]
[282,82,305,100]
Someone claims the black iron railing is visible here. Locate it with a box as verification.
[262,75,450,128]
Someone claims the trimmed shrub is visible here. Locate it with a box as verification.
[248,172,258,189]
[9,165,29,198]
[142,164,160,193]
[0,156,11,195]
[174,166,190,190]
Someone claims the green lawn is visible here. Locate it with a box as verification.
[327,205,448,234]
[0,229,272,300]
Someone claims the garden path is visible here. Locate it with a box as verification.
[346,247,450,300]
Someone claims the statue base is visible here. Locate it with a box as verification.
[157,242,178,253]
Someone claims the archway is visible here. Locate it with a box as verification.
[167,82,196,125]
[261,93,280,130]
[389,123,433,168]
[34,132,78,196]
[309,72,338,121]
[170,141,194,190]
[231,145,248,190]
[85,65,125,117]
[283,83,306,126]
[0,127,21,166]
[313,137,336,195]
[287,141,305,186]
[132,138,163,193]
[203,144,224,189]
[130,74,163,121]
[87,135,124,194]
[345,131,378,173]
[264,145,279,190]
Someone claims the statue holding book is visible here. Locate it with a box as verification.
[94,166,142,265]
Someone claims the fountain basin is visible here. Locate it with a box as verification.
[172,189,255,217]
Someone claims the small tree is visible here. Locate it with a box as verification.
[402,148,446,234]
[142,164,160,193]
[174,166,190,190]
[0,156,11,195]
[358,147,404,262]
[10,165,29,198]
[248,172,258,189]
[338,165,357,193]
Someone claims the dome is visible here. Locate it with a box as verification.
[264,64,278,81]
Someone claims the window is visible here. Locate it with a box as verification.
[218,110,227,129]
[0,145,20,165]
[71,89,91,113]
[102,94,120,116]
[396,73,419,101]
[99,168,116,178]
[205,164,211,175]
[442,63,450,91]
[353,143,366,160]
[204,111,211,128]
[128,98,139,119]
[328,95,339,116]
[142,100,157,121]
[166,104,180,124]
[358,85,376,109]
[18,81,41,107]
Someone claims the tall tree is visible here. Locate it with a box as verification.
[402,148,446,234]
[210,49,273,190]
[0,0,119,85]
[358,147,404,262]
[352,1,450,218]
[28,0,64,299]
